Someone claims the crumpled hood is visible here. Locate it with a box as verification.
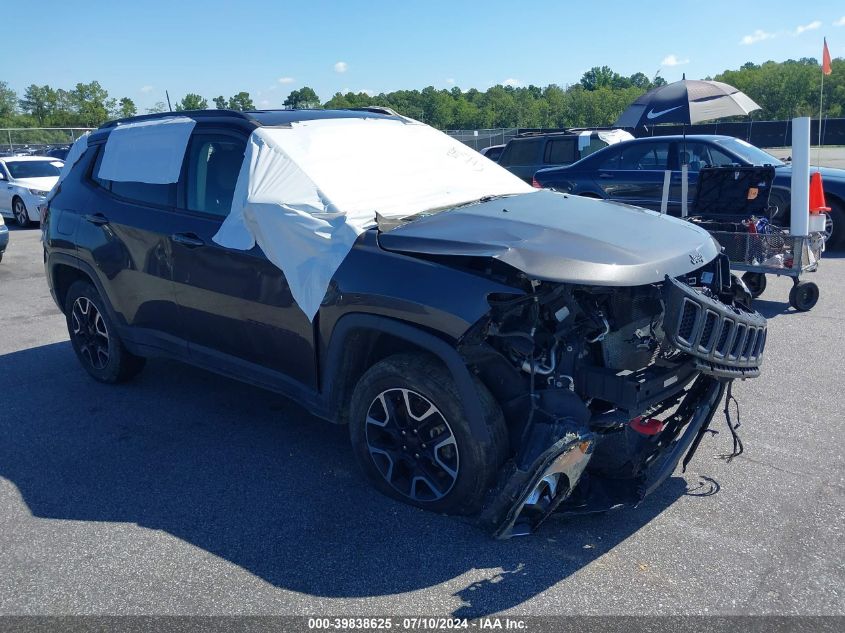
[11,176,58,192]
[378,189,720,287]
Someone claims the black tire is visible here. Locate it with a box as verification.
[12,197,30,227]
[768,189,789,223]
[64,280,145,383]
[826,199,844,250]
[788,281,819,312]
[349,353,509,515]
[741,272,767,299]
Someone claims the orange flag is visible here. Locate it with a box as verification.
[823,38,832,75]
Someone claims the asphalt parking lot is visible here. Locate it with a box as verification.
[0,224,843,617]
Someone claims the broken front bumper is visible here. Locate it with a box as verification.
[478,376,725,538]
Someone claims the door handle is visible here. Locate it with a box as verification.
[171,232,205,247]
[83,213,109,225]
[598,173,614,179]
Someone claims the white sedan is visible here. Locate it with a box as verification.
[0,156,64,226]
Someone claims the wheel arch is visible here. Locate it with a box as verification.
[321,313,492,444]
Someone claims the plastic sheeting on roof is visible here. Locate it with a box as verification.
[98,116,195,184]
[46,132,89,202]
[213,117,533,321]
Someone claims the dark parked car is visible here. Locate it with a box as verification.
[498,129,634,183]
[0,214,8,262]
[43,146,71,160]
[534,134,845,248]
[43,109,766,537]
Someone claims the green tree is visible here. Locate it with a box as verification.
[146,101,168,114]
[213,95,227,109]
[71,81,110,126]
[118,97,137,118]
[175,93,209,111]
[283,86,321,109]
[227,92,254,111]
[19,84,56,124]
[0,81,17,117]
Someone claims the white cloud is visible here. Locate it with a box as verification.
[446,78,456,85]
[794,20,822,35]
[661,54,690,66]
[502,78,521,87]
[835,16,845,26]
[740,29,776,45]
[259,99,271,107]
[140,85,154,93]
[334,61,348,73]
[278,77,295,84]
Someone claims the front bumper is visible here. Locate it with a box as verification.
[478,376,725,537]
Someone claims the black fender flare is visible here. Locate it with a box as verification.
[323,313,492,444]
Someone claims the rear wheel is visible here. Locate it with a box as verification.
[349,353,508,515]
[65,280,145,383]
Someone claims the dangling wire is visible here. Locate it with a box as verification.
[717,381,743,462]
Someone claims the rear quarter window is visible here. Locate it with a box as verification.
[500,139,542,166]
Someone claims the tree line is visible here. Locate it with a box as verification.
[2,58,842,141]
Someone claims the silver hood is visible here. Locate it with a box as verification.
[378,189,720,286]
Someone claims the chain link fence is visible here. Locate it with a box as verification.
[443,128,519,151]
[1,128,94,154]
[446,119,845,151]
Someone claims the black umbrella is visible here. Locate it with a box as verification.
[615,79,761,128]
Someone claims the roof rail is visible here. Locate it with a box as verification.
[99,109,255,130]
[346,106,401,117]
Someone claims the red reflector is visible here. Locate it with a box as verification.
[531,176,542,189]
[630,416,665,436]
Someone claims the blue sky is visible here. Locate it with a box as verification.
[7,1,845,111]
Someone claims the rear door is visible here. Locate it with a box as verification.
[77,144,185,352]
[592,141,671,208]
[169,126,317,389]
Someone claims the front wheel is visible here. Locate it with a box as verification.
[826,200,844,249]
[65,280,146,383]
[349,353,508,515]
[13,198,30,226]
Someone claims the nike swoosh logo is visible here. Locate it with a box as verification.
[646,105,683,120]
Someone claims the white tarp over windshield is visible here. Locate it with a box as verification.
[98,116,195,184]
[214,117,532,321]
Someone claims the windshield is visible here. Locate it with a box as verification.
[4,160,62,179]
[714,138,784,167]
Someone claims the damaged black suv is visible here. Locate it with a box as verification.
[43,109,766,538]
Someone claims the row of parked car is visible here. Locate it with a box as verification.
[485,129,845,248]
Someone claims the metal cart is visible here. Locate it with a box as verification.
[686,165,825,312]
[707,227,825,311]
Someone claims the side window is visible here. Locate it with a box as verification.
[89,145,176,207]
[596,146,621,170]
[580,138,607,159]
[184,135,246,217]
[544,139,576,165]
[619,143,669,170]
[706,146,736,167]
[501,139,542,166]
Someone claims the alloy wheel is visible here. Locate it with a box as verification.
[71,297,110,370]
[365,388,459,502]
[13,199,28,225]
